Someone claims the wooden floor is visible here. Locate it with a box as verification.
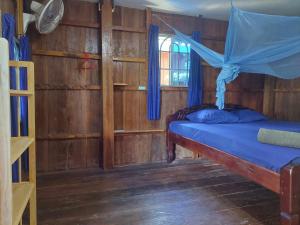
[37,159,281,225]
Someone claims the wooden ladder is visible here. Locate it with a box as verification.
[0,59,37,225]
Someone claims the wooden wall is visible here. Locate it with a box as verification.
[112,8,265,167]
[30,1,267,173]
[30,0,101,173]
[264,77,300,121]
[0,0,15,15]
[2,0,299,173]
[112,7,167,166]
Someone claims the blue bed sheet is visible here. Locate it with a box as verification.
[169,120,300,172]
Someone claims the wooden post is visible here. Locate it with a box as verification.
[146,8,152,30]
[0,38,13,225]
[167,132,176,163]
[101,0,114,169]
[28,62,37,225]
[280,158,300,225]
[16,0,24,37]
[263,76,276,117]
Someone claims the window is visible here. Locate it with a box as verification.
[159,34,191,87]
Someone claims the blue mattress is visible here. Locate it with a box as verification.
[169,120,300,172]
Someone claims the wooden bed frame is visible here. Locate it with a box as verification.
[166,105,300,225]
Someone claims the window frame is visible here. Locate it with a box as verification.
[159,34,191,88]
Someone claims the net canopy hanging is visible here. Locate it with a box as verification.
[158,7,300,109]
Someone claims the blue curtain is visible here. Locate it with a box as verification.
[20,35,30,171]
[147,24,161,120]
[2,13,19,182]
[187,31,203,107]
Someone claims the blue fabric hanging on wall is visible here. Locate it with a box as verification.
[147,24,161,120]
[20,35,30,171]
[187,31,203,107]
[2,13,19,182]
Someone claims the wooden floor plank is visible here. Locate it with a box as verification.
[37,159,280,225]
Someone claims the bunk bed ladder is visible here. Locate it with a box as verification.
[9,60,36,225]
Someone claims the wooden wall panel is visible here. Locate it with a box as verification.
[202,18,227,40]
[63,0,98,25]
[272,78,300,121]
[263,74,300,121]
[274,93,300,121]
[31,26,99,54]
[0,0,15,15]
[152,12,201,34]
[114,133,166,166]
[113,6,145,28]
[33,56,100,88]
[30,0,101,173]
[113,32,146,57]
[31,3,269,171]
[113,61,145,86]
[112,7,265,167]
[202,40,225,54]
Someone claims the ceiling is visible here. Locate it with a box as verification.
[111,0,300,20]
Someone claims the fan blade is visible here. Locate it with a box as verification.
[31,1,43,13]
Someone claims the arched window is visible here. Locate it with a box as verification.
[159,34,191,87]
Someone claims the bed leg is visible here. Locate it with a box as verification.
[167,132,176,163]
[280,158,300,225]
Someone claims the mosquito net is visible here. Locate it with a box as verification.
[160,7,300,109]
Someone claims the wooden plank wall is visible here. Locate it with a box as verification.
[0,0,15,14]
[30,2,266,172]
[112,7,168,166]
[266,78,300,121]
[113,8,265,167]
[30,0,101,173]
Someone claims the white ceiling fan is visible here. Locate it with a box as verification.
[23,0,64,34]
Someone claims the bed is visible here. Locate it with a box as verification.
[166,105,300,225]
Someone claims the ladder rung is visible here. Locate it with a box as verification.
[10,90,33,96]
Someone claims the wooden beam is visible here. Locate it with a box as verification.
[32,50,100,60]
[0,38,13,225]
[112,26,146,33]
[35,85,102,91]
[16,0,24,36]
[263,76,276,118]
[114,129,165,135]
[101,0,114,169]
[112,57,146,63]
[37,133,101,140]
[146,8,152,31]
[61,20,100,29]
[26,62,37,225]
